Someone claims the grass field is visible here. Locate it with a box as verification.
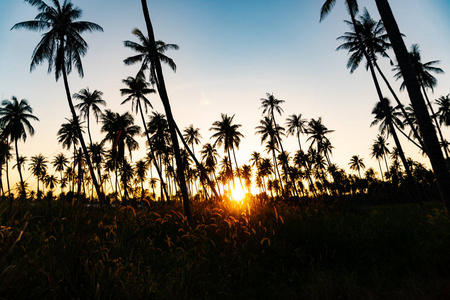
[1,198,450,299]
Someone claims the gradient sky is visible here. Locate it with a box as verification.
[0,0,449,189]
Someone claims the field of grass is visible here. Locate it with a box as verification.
[1,198,450,299]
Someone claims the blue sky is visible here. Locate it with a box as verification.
[0,0,449,189]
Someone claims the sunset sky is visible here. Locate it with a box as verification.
[0,0,449,189]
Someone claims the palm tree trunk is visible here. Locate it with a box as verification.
[14,139,25,199]
[6,158,11,198]
[377,159,385,181]
[174,123,220,199]
[61,61,105,205]
[375,0,450,209]
[141,0,192,224]
[374,61,425,151]
[137,99,170,201]
[87,113,93,146]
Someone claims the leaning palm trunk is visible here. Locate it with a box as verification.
[141,0,193,225]
[420,86,450,160]
[61,59,104,204]
[373,62,425,151]
[375,0,450,209]
[174,123,220,199]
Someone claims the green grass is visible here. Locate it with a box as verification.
[1,199,450,299]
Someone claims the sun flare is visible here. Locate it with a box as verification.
[230,185,246,203]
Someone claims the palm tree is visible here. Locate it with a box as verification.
[393,44,448,159]
[120,75,170,202]
[135,159,148,201]
[123,28,179,84]
[13,0,104,203]
[0,138,12,198]
[370,135,390,180]
[183,125,202,154]
[52,153,69,194]
[255,116,284,189]
[435,94,450,127]
[373,0,450,208]
[286,113,308,151]
[101,110,140,201]
[140,0,192,223]
[349,155,365,179]
[88,142,105,195]
[336,8,424,149]
[0,97,39,197]
[73,88,106,145]
[210,113,244,189]
[57,117,84,191]
[29,154,48,197]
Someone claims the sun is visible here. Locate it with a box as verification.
[230,185,246,203]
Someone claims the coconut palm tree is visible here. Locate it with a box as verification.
[52,153,69,194]
[29,154,48,197]
[101,110,140,201]
[0,138,12,198]
[349,155,365,178]
[88,142,105,195]
[73,88,106,146]
[183,125,202,154]
[435,94,450,127]
[336,8,424,149]
[286,113,308,151]
[123,28,179,84]
[120,75,170,202]
[393,44,448,158]
[135,159,148,201]
[13,0,104,203]
[210,114,244,188]
[373,0,450,208]
[370,135,390,180]
[0,97,39,197]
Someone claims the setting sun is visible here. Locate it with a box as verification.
[230,184,246,203]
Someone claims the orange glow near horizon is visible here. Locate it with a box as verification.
[230,184,247,203]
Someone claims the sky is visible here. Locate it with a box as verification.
[0,0,449,192]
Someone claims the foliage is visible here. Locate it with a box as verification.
[1,199,450,299]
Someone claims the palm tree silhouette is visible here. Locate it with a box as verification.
[210,113,244,189]
[52,153,69,194]
[0,97,39,198]
[0,139,12,198]
[101,110,141,202]
[370,135,390,180]
[372,0,450,207]
[29,154,48,198]
[57,117,84,192]
[393,44,448,159]
[255,116,284,190]
[138,0,192,223]
[123,28,179,84]
[286,114,308,151]
[183,125,202,154]
[120,75,170,202]
[13,0,104,203]
[73,88,106,146]
[349,155,365,179]
[435,94,450,127]
[336,8,424,150]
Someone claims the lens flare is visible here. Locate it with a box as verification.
[231,185,246,203]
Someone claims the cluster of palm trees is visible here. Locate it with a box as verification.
[1,0,448,212]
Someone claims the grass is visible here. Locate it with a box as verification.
[1,198,450,299]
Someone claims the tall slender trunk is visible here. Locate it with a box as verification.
[375,0,450,208]
[374,61,425,150]
[61,60,104,204]
[6,158,10,198]
[140,0,192,224]
[348,7,414,187]
[87,112,93,146]
[137,99,170,201]
[174,123,220,199]
[15,139,25,199]
[377,159,385,181]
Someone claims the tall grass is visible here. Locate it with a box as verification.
[1,199,450,299]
